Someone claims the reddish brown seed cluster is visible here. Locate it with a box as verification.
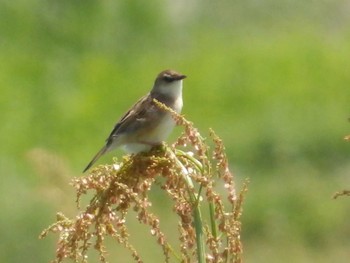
[40,100,248,263]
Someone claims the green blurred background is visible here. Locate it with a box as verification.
[1,1,350,262]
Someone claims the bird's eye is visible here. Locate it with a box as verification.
[163,75,174,82]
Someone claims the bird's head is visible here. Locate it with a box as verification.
[152,69,186,98]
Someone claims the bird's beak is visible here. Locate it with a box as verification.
[177,74,187,80]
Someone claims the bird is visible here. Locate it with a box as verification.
[83,69,186,172]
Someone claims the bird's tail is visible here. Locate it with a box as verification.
[83,145,108,173]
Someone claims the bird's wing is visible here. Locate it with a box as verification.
[105,94,161,141]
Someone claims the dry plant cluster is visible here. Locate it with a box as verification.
[40,100,248,263]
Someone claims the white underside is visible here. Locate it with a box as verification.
[122,143,152,153]
[122,111,178,153]
[114,79,183,154]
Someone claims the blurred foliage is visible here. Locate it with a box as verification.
[1,1,350,262]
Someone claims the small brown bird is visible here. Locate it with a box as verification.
[83,69,186,172]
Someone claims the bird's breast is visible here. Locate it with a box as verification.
[172,97,183,113]
[143,113,176,142]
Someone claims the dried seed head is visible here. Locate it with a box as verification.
[41,100,247,263]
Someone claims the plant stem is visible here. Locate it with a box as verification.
[168,149,206,263]
[209,201,218,239]
[193,201,205,263]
